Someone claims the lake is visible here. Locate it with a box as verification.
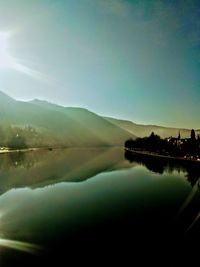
[0,147,199,266]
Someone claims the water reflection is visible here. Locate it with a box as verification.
[124,150,200,236]
[0,148,199,266]
[124,150,200,187]
[0,148,134,196]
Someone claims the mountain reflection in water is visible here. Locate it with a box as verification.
[0,147,199,266]
[0,147,133,195]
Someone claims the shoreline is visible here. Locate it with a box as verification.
[125,148,200,163]
[0,146,123,155]
[0,147,44,154]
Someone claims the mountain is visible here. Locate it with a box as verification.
[0,91,135,146]
[104,117,200,138]
[0,91,198,146]
[0,90,15,104]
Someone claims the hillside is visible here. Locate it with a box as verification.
[0,91,135,146]
[0,91,199,147]
[104,117,200,138]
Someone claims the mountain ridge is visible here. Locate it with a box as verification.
[0,91,198,142]
[0,91,135,146]
[104,116,192,130]
[104,116,200,138]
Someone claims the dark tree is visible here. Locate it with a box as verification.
[178,131,181,140]
[124,139,135,149]
[191,129,196,141]
[150,132,155,139]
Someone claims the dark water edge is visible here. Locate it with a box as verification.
[1,212,199,266]
[0,147,199,266]
[1,205,199,266]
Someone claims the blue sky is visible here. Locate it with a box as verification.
[0,0,200,128]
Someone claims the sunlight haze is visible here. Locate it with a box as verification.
[0,0,199,128]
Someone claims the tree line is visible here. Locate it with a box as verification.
[125,130,200,157]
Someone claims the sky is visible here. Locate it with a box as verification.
[0,0,200,128]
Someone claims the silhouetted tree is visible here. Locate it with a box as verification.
[150,132,155,139]
[124,139,135,149]
[191,129,196,141]
[178,131,181,140]
[125,128,200,157]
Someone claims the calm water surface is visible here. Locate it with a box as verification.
[0,147,199,266]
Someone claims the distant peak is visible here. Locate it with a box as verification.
[30,98,61,106]
[30,99,50,104]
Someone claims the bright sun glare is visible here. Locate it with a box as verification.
[0,32,16,69]
[0,31,57,85]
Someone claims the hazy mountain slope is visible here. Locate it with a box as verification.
[29,99,136,145]
[104,117,200,138]
[0,91,135,146]
[1,91,198,145]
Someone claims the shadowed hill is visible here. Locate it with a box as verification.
[104,117,200,138]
